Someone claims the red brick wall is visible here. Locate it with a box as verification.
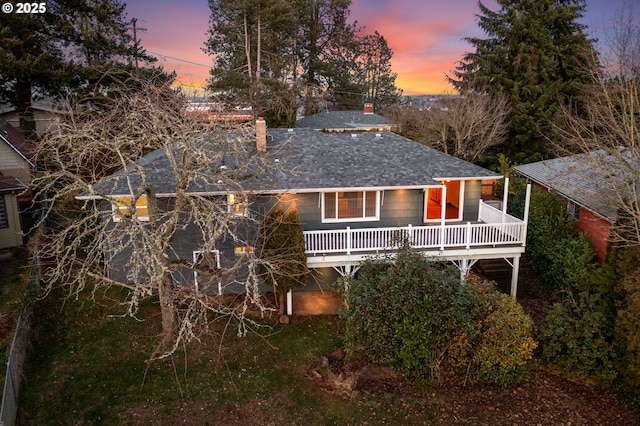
[576,208,612,263]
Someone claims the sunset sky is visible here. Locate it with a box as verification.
[125,0,629,95]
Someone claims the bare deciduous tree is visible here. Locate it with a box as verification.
[553,1,640,246]
[386,93,509,163]
[427,93,510,163]
[32,74,285,357]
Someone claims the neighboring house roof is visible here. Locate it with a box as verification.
[0,98,62,115]
[296,110,392,131]
[0,176,27,193]
[88,128,500,198]
[514,150,631,222]
[0,119,37,167]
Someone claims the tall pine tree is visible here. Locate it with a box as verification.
[205,0,400,122]
[449,0,595,158]
[0,0,159,135]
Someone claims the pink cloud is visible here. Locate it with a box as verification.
[126,0,626,96]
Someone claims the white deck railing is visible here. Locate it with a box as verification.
[303,200,526,256]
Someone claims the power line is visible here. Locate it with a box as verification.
[147,51,211,68]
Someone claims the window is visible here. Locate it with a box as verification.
[193,250,221,293]
[0,195,8,228]
[424,180,464,222]
[481,180,497,198]
[322,191,379,222]
[234,246,254,255]
[111,195,149,222]
[228,193,248,216]
[567,201,581,220]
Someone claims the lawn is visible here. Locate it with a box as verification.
[18,281,639,425]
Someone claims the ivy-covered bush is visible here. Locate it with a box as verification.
[343,246,536,388]
[538,289,617,381]
[258,207,308,294]
[615,272,640,388]
[470,291,537,387]
[507,181,620,381]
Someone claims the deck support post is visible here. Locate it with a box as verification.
[460,258,468,282]
[510,256,520,299]
[452,258,477,283]
[286,290,293,315]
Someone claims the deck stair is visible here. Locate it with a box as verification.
[476,253,532,275]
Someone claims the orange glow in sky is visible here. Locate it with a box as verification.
[126,0,621,96]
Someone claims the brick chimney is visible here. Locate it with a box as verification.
[256,117,266,152]
[363,103,374,114]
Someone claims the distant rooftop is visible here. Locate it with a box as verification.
[296,105,393,131]
[514,150,636,221]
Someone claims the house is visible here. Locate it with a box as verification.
[296,104,395,132]
[0,177,27,250]
[0,119,36,249]
[514,151,625,263]
[84,119,531,314]
[0,99,63,137]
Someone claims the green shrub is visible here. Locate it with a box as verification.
[538,290,617,381]
[343,246,536,388]
[470,292,537,387]
[615,272,640,388]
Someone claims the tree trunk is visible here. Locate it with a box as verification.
[158,274,176,343]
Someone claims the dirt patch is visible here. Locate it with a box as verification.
[307,352,638,425]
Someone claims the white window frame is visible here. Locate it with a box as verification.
[424,180,465,223]
[227,193,248,217]
[193,250,221,293]
[111,195,150,222]
[321,191,380,223]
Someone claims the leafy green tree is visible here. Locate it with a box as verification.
[449,0,595,157]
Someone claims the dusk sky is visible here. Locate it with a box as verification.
[125,0,632,95]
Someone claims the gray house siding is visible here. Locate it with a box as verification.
[104,181,486,291]
[288,189,423,231]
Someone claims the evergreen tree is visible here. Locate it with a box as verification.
[258,207,308,295]
[205,0,299,125]
[205,0,401,120]
[295,0,361,114]
[0,0,158,135]
[449,0,595,158]
[355,31,401,109]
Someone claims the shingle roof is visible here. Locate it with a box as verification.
[514,150,631,221]
[0,119,36,166]
[0,176,27,193]
[296,110,391,130]
[90,128,500,198]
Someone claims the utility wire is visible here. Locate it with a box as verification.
[147,51,211,68]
